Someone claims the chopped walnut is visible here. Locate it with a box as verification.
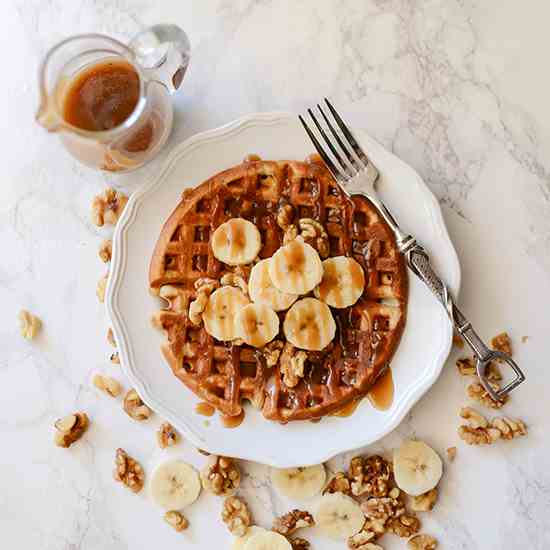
[280,343,308,388]
[110,351,120,364]
[97,275,108,303]
[363,518,387,539]
[54,412,89,448]
[273,509,315,536]
[289,538,310,550]
[411,488,438,512]
[348,528,381,549]
[157,422,179,448]
[408,534,438,550]
[123,389,152,421]
[261,340,284,367]
[446,447,457,462]
[188,278,220,325]
[91,188,128,226]
[93,374,122,397]
[323,471,352,496]
[164,510,189,532]
[277,203,295,230]
[98,239,112,262]
[460,406,489,429]
[221,496,251,537]
[362,492,405,523]
[221,273,248,295]
[201,456,241,496]
[455,357,501,381]
[490,417,527,440]
[284,219,329,258]
[491,332,512,358]
[386,514,420,538]
[458,424,502,445]
[113,448,144,493]
[159,284,191,314]
[107,327,116,347]
[349,455,392,497]
[467,382,507,409]
[18,310,42,340]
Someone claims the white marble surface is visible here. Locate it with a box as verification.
[1,1,549,549]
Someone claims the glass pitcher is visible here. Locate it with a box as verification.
[36,25,190,172]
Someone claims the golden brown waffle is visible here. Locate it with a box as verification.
[150,157,407,422]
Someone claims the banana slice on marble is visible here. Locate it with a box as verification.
[232,526,269,550]
[236,303,280,348]
[243,531,293,550]
[314,256,365,308]
[211,218,261,266]
[203,286,250,341]
[150,459,201,509]
[314,493,364,540]
[248,259,299,311]
[270,464,326,499]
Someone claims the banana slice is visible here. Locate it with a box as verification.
[269,238,323,295]
[314,493,364,540]
[244,531,292,550]
[236,303,280,348]
[283,298,336,351]
[232,526,269,550]
[249,259,299,311]
[270,464,326,499]
[393,440,443,496]
[150,459,201,509]
[203,286,250,341]
[314,256,365,308]
[212,218,261,266]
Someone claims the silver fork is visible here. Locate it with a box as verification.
[299,98,525,401]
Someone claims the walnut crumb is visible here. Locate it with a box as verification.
[164,510,188,532]
[408,534,438,550]
[19,310,42,340]
[54,412,89,448]
[201,456,241,496]
[411,488,438,512]
[157,422,179,448]
[491,332,512,358]
[189,278,219,325]
[110,351,120,364]
[323,471,352,496]
[93,374,122,397]
[221,272,248,295]
[261,340,284,367]
[289,538,311,550]
[221,496,251,537]
[97,275,108,303]
[113,448,144,493]
[123,389,152,421]
[467,382,507,409]
[272,509,315,536]
[98,239,112,262]
[91,188,128,226]
[446,447,457,462]
[280,343,308,388]
[350,455,392,497]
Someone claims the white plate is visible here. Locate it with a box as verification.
[106,112,460,468]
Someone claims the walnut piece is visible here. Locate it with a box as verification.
[277,203,295,230]
[386,513,420,538]
[347,528,381,549]
[261,340,284,367]
[201,456,241,496]
[458,408,526,445]
[110,351,120,364]
[491,332,512,358]
[107,327,116,347]
[19,310,42,340]
[467,382,507,409]
[408,534,438,550]
[123,389,152,421]
[113,448,144,493]
[93,374,122,397]
[221,496,251,537]
[188,278,220,325]
[91,188,128,226]
[280,343,308,388]
[284,218,329,258]
[323,471,352,496]
[289,538,310,550]
[446,447,457,462]
[362,490,405,523]
[458,424,501,445]
[98,239,112,262]
[221,273,248,295]
[460,406,488,429]
[455,357,501,381]
[164,510,189,532]
[97,275,108,303]
[54,412,89,448]
[273,509,315,536]
[411,488,438,512]
[350,455,392,497]
[157,422,179,448]
[490,417,527,440]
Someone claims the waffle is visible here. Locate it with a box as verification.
[149,156,408,422]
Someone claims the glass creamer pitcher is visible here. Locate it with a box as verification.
[36,25,190,172]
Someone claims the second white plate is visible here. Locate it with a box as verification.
[106,112,460,468]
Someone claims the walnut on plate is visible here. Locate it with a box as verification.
[54,412,89,448]
[411,488,438,512]
[283,218,329,258]
[91,188,128,226]
[113,448,144,493]
[280,342,308,388]
[164,510,189,532]
[261,340,284,368]
[277,203,295,230]
[18,310,42,340]
[189,278,220,325]
[201,456,241,496]
[93,374,122,397]
[408,534,438,550]
[98,239,112,262]
[157,422,179,448]
[123,389,152,421]
[349,455,392,497]
[323,471,352,496]
[221,496,251,537]
[272,509,315,536]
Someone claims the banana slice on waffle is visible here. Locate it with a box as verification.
[314,256,365,308]
[203,286,250,341]
[211,218,262,266]
[269,238,323,295]
[236,303,280,348]
[283,297,336,351]
[248,259,299,311]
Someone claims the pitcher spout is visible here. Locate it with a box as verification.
[36,94,62,132]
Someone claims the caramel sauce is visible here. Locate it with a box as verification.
[292,299,322,350]
[227,220,246,258]
[368,368,394,411]
[350,259,365,292]
[330,397,362,417]
[221,410,245,429]
[195,402,215,417]
[278,240,306,287]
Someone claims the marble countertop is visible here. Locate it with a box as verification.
[2,1,549,549]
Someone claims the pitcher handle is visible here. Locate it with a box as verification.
[129,24,191,94]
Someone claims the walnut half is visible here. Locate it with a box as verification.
[323,471,352,496]
[164,510,189,532]
[221,496,251,537]
[157,422,179,448]
[280,343,307,388]
[201,456,241,496]
[91,188,128,226]
[272,509,315,536]
[408,534,438,550]
[54,412,89,448]
[113,448,144,493]
[123,389,152,421]
[411,488,438,512]
[93,374,122,397]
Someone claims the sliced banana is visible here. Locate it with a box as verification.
[393,440,443,496]
[150,459,201,510]
[314,493,364,540]
[244,531,292,550]
[249,259,299,311]
[314,256,365,308]
[283,298,336,351]
[236,303,280,348]
[232,526,269,550]
[270,464,326,500]
[269,238,323,295]
[203,286,250,341]
[212,218,262,266]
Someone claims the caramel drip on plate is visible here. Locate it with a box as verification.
[330,397,362,417]
[195,402,215,417]
[221,410,245,428]
[368,368,394,411]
